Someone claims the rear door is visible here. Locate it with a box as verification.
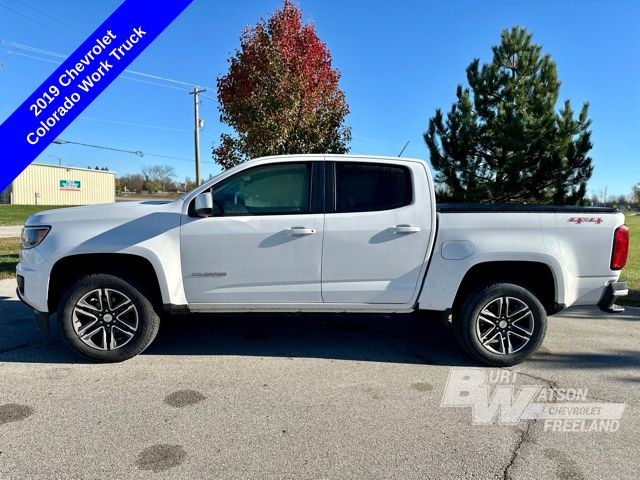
[321,159,432,304]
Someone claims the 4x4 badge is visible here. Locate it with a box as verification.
[568,217,603,224]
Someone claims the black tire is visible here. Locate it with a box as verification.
[57,274,160,362]
[454,283,547,367]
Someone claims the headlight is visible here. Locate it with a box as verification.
[20,226,51,249]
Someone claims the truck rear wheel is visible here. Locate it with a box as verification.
[455,283,547,367]
[57,274,160,362]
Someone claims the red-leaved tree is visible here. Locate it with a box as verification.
[212,0,351,169]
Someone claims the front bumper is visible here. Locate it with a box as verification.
[598,281,628,313]
[15,250,52,313]
[16,286,51,334]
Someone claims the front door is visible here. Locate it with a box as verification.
[181,161,324,306]
[321,160,432,304]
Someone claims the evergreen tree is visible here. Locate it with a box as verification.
[425,27,593,204]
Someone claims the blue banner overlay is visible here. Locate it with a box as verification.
[0,0,194,191]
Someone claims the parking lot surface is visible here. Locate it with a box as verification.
[0,278,638,479]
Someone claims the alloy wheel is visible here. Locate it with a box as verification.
[475,296,534,355]
[72,288,139,351]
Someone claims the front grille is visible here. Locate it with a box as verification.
[17,274,25,295]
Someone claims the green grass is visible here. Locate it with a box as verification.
[0,204,69,226]
[0,237,20,280]
[618,213,640,307]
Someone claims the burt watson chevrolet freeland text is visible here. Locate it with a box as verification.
[26,26,147,146]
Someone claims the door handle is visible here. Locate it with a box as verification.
[287,227,316,235]
[393,225,421,234]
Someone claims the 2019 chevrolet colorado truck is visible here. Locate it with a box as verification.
[16,155,629,365]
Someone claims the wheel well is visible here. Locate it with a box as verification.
[453,261,557,315]
[48,254,163,313]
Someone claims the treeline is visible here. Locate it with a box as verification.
[593,185,640,210]
[116,165,198,194]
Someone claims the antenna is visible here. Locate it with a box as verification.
[398,140,410,157]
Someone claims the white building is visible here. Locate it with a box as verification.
[2,163,115,205]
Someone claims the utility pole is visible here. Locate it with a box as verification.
[189,87,207,185]
[47,155,62,166]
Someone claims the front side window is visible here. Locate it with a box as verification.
[212,162,311,216]
[335,162,412,213]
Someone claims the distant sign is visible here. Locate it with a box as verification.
[60,180,81,191]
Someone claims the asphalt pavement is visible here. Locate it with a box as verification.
[0,278,638,479]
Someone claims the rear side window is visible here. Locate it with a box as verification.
[334,162,412,213]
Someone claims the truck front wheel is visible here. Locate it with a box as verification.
[57,274,160,362]
[455,283,547,367]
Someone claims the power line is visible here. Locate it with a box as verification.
[53,138,196,163]
[0,49,61,65]
[53,139,144,157]
[79,116,192,134]
[0,44,192,92]
[3,40,201,88]
[1,51,184,92]
[145,152,196,162]
[118,74,193,92]
[1,0,214,90]
[0,2,78,41]
[0,46,218,139]
[0,55,209,135]
[0,41,187,89]
[0,39,214,92]
[11,0,87,35]
[1,40,68,58]
[77,114,218,141]
[123,69,197,88]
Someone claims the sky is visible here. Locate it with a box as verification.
[1,0,638,198]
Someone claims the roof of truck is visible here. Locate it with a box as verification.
[249,154,426,164]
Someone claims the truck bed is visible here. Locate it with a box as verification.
[436,203,618,213]
[420,203,626,311]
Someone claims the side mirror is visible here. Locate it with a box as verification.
[194,192,213,217]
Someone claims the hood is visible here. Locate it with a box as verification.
[24,199,185,259]
[25,200,180,226]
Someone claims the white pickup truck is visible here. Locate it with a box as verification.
[17,155,629,366]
